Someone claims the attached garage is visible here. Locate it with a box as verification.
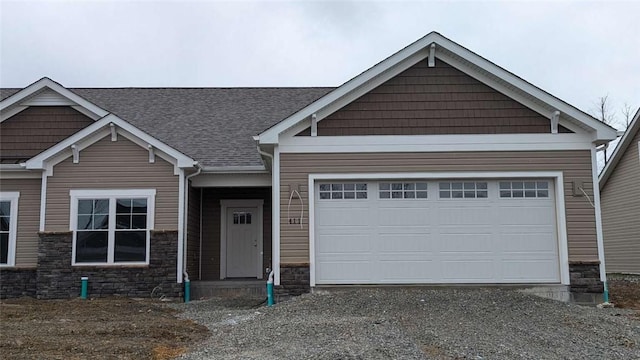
[312,177,562,285]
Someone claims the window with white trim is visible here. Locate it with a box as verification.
[70,190,155,265]
[319,183,367,200]
[499,181,549,198]
[379,182,428,199]
[439,182,488,199]
[0,192,19,267]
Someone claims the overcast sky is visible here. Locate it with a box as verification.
[1,1,638,129]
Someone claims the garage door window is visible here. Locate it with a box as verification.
[499,181,549,198]
[439,182,488,199]
[379,182,428,199]
[319,183,367,200]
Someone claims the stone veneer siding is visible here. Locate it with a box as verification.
[35,230,182,299]
[0,268,37,298]
[276,264,310,299]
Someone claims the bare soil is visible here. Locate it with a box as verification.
[0,297,209,360]
[609,278,640,313]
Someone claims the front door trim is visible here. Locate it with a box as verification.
[220,199,264,279]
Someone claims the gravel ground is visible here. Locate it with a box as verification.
[173,288,640,359]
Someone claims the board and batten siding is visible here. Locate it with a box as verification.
[601,129,640,274]
[45,135,179,231]
[279,150,597,264]
[0,178,41,267]
[0,106,93,161]
[296,60,572,136]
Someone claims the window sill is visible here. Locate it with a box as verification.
[71,263,150,268]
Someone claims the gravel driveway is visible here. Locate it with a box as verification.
[173,288,640,359]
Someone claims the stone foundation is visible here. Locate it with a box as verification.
[0,268,37,298]
[34,230,182,299]
[276,264,310,299]
[569,261,604,304]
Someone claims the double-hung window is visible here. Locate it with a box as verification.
[0,192,19,267]
[70,190,155,266]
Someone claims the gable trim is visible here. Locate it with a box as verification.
[599,109,640,189]
[258,32,617,144]
[0,77,108,122]
[25,114,196,173]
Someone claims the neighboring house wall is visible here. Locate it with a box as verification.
[601,129,640,274]
[186,186,201,278]
[0,178,41,267]
[0,106,93,161]
[296,60,572,136]
[200,187,272,281]
[45,135,179,231]
[279,150,597,264]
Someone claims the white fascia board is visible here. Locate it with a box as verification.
[0,77,108,122]
[190,173,272,187]
[25,114,196,170]
[599,109,640,189]
[279,133,593,153]
[434,43,617,141]
[258,33,439,144]
[260,32,616,144]
[200,165,268,173]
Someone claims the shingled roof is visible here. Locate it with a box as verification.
[1,87,333,167]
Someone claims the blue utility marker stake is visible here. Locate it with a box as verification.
[80,277,88,300]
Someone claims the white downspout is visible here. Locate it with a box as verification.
[183,162,202,282]
[256,144,278,285]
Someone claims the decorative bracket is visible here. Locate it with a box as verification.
[110,122,117,141]
[550,110,560,134]
[148,145,155,163]
[311,113,318,137]
[71,144,79,164]
[428,43,436,67]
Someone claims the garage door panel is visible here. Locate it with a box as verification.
[316,207,370,226]
[314,179,560,285]
[378,207,432,225]
[316,261,374,283]
[501,260,559,282]
[378,234,434,252]
[441,260,495,281]
[316,234,371,253]
[439,233,494,252]
[377,260,437,282]
[436,206,493,225]
[499,233,558,252]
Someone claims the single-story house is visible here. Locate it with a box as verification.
[0,32,617,301]
[599,109,640,274]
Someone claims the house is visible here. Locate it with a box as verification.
[599,109,640,275]
[0,32,617,302]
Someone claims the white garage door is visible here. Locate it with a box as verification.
[314,179,560,284]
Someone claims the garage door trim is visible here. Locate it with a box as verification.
[308,171,569,287]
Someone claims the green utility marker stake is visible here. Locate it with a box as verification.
[80,277,88,299]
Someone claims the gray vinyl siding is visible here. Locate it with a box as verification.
[280,150,597,264]
[601,129,640,274]
[0,178,41,267]
[45,135,179,231]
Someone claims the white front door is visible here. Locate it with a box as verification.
[226,206,259,278]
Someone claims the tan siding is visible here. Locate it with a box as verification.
[186,186,201,278]
[296,60,572,136]
[45,136,179,231]
[601,129,640,274]
[0,107,93,161]
[280,150,597,264]
[0,178,41,267]
[200,188,271,281]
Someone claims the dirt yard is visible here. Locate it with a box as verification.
[0,279,638,359]
[609,276,640,312]
[0,297,209,360]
